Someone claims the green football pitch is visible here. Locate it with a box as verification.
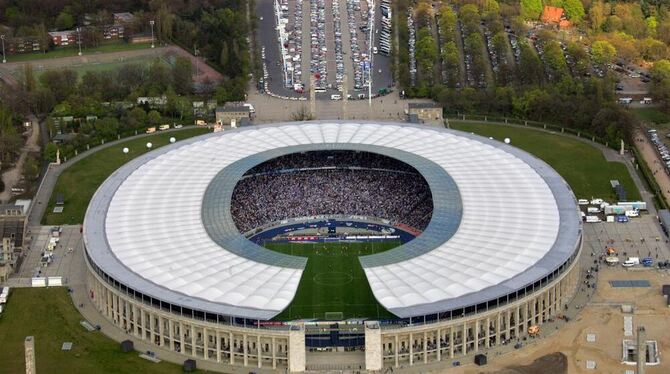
[265,241,400,321]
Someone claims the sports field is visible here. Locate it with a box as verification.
[266,241,398,320]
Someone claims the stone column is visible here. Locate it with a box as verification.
[133,305,140,337]
[272,336,277,369]
[474,320,479,352]
[495,313,501,345]
[179,321,185,354]
[485,317,491,348]
[288,325,305,372]
[149,312,156,344]
[365,322,383,371]
[394,334,399,367]
[216,330,222,362]
[257,335,262,368]
[158,316,164,346]
[437,328,442,361]
[191,325,196,357]
[463,323,468,355]
[203,328,209,360]
[449,328,454,358]
[230,332,235,365]
[140,309,146,340]
[423,331,428,363]
[243,334,248,366]
[409,332,413,365]
[169,319,175,351]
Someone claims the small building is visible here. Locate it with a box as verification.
[48,30,77,46]
[215,103,251,128]
[0,203,26,281]
[407,103,443,123]
[113,12,135,25]
[541,6,571,29]
[137,96,167,108]
[6,37,41,54]
[102,24,124,40]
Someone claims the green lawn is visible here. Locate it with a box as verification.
[266,241,397,320]
[42,127,210,225]
[5,42,152,63]
[633,107,670,126]
[0,288,187,374]
[450,122,641,201]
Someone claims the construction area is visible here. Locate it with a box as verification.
[440,214,670,374]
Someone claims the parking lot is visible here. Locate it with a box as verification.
[17,225,83,283]
[257,0,393,101]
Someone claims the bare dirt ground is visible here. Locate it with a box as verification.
[0,115,40,203]
[444,266,670,374]
[492,352,567,374]
[633,129,670,204]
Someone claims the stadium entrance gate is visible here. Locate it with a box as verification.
[305,323,365,349]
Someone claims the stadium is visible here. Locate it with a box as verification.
[83,121,582,371]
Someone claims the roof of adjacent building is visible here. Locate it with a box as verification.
[84,121,580,320]
[217,103,250,113]
[541,6,565,24]
[408,102,441,109]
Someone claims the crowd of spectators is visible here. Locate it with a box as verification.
[231,151,433,233]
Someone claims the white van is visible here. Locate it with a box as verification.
[585,216,601,223]
[625,210,639,217]
[330,94,342,101]
[622,257,640,267]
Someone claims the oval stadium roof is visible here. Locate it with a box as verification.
[84,121,581,320]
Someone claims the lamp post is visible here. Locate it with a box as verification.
[1,35,6,63]
[194,44,199,77]
[146,142,153,150]
[77,28,82,56]
[150,20,155,48]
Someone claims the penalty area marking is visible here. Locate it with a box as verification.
[313,272,354,286]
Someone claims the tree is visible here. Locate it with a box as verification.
[562,0,585,23]
[94,117,120,139]
[603,16,623,32]
[591,40,617,66]
[519,41,544,86]
[646,17,658,38]
[415,28,438,85]
[520,0,543,20]
[156,3,175,43]
[39,69,78,102]
[23,64,35,92]
[172,56,193,95]
[638,38,667,61]
[44,143,59,163]
[650,59,670,110]
[589,1,607,32]
[442,42,460,87]
[128,107,147,128]
[147,110,162,125]
[0,105,22,164]
[543,41,570,81]
[55,9,75,30]
[22,154,40,181]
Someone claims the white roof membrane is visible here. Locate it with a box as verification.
[84,121,581,320]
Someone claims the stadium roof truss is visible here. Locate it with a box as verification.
[84,121,582,320]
